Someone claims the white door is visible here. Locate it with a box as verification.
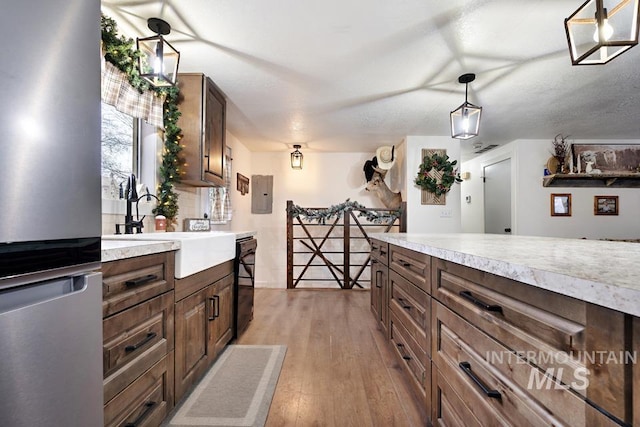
[483,158,512,234]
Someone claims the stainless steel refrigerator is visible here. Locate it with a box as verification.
[0,0,103,426]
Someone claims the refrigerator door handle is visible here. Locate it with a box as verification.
[0,278,88,315]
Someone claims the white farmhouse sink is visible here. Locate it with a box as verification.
[103,231,236,278]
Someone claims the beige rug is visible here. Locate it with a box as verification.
[165,345,287,427]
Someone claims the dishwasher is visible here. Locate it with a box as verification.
[234,237,257,338]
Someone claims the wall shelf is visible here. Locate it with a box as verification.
[542,172,640,188]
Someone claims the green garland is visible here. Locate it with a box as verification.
[414,153,462,197]
[288,199,402,225]
[100,14,182,226]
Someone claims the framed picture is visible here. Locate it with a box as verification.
[594,195,618,215]
[237,173,250,195]
[572,144,640,173]
[551,193,571,216]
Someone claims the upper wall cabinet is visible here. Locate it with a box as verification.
[177,73,226,187]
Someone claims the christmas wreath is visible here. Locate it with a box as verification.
[414,153,462,197]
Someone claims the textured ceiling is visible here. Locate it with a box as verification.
[101,0,640,160]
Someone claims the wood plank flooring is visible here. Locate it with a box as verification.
[236,289,428,427]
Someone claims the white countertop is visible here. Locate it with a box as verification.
[101,239,179,262]
[371,233,640,317]
[101,230,257,263]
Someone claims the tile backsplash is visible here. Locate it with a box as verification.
[101,185,204,235]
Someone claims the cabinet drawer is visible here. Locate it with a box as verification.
[370,239,389,265]
[389,269,429,355]
[390,244,430,293]
[102,251,175,317]
[103,291,174,403]
[390,313,429,398]
[432,258,630,422]
[433,367,486,427]
[434,301,618,427]
[104,351,174,427]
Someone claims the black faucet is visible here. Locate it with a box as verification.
[123,174,138,234]
[115,175,159,234]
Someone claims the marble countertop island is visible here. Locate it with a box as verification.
[371,233,640,317]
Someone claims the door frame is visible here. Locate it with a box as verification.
[480,150,517,235]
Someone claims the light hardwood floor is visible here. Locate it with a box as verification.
[236,288,428,427]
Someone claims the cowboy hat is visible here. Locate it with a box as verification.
[375,145,395,170]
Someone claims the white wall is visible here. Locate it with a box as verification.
[405,136,462,233]
[462,139,640,239]
[207,131,253,233]
[249,150,402,287]
[460,142,517,233]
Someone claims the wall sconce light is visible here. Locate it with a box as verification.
[291,145,303,169]
[136,18,180,87]
[450,73,482,140]
[565,0,640,65]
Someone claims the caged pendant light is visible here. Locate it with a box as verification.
[565,0,640,65]
[136,18,181,87]
[291,145,303,169]
[450,73,482,140]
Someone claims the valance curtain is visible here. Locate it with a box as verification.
[101,60,165,128]
[208,150,233,223]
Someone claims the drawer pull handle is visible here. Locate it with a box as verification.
[397,297,411,310]
[380,251,387,255]
[459,362,501,399]
[459,291,502,313]
[402,262,411,267]
[125,332,157,353]
[125,274,158,287]
[375,270,382,288]
[396,343,412,361]
[209,295,220,320]
[371,260,378,264]
[125,401,156,427]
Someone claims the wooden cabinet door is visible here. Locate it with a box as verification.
[370,259,383,322]
[202,77,225,185]
[370,259,389,338]
[209,274,234,358]
[177,73,225,187]
[174,284,215,402]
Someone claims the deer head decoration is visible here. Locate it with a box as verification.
[363,146,402,209]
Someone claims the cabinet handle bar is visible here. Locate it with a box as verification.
[459,361,501,399]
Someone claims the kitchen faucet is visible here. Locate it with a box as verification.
[115,174,159,234]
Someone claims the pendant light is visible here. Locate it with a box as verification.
[291,145,303,169]
[450,73,482,140]
[136,18,181,87]
[565,0,640,65]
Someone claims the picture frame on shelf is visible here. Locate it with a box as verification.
[594,195,618,216]
[551,193,571,216]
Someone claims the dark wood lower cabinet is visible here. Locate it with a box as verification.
[101,252,176,427]
[102,252,235,426]
[174,261,234,402]
[371,242,636,427]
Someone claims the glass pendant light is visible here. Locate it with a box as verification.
[565,0,640,65]
[450,73,482,140]
[291,145,303,169]
[137,18,181,87]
